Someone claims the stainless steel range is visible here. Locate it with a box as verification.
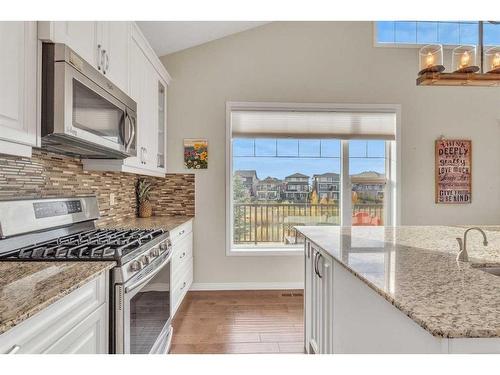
[0,196,173,354]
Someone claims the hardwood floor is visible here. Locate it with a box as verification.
[170,290,305,354]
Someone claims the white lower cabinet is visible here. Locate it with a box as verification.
[170,220,194,316]
[304,240,333,354]
[44,304,107,354]
[0,271,109,354]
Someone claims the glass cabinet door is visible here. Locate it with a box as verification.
[157,82,166,168]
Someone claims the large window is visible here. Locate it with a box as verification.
[375,21,500,46]
[227,104,399,255]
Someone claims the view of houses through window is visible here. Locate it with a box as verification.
[232,138,387,248]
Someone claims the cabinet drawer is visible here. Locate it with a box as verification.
[170,220,193,244]
[171,232,193,273]
[0,272,107,354]
[172,253,192,287]
[44,303,107,354]
[172,262,193,316]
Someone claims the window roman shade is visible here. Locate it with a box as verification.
[231,110,396,140]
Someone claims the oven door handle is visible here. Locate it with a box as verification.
[125,250,172,294]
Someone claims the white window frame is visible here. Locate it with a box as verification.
[372,21,474,49]
[226,101,402,257]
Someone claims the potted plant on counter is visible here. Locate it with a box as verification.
[136,179,153,218]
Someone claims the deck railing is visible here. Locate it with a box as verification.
[233,203,383,245]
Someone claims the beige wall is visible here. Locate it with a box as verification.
[161,21,500,286]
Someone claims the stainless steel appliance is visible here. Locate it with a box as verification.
[0,197,172,354]
[41,43,137,159]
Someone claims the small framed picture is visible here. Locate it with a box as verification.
[184,139,208,169]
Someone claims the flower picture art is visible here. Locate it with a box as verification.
[184,139,208,169]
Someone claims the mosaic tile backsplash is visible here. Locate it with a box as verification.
[0,150,195,227]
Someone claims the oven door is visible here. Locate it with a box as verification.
[115,250,172,354]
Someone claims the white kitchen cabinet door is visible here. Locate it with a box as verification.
[99,22,129,93]
[0,21,37,156]
[144,63,159,170]
[125,32,148,169]
[126,33,158,172]
[307,245,333,354]
[317,250,333,353]
[304,241,313,354]
[52,22,99,68]
[44,304,107,354]
[0,272,108,354]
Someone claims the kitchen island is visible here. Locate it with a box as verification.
[296,226,500,354]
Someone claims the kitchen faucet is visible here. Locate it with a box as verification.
[456,227,489,262]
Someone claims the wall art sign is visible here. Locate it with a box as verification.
[184,139,208,169]
[435,139,471,204]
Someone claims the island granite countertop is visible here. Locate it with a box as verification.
[0,261,115,335]
[99,215,193,232]
[296,225,500,339]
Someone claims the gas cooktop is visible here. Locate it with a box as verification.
[0,227,165,261]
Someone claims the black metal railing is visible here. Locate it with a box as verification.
[233,203,383,244]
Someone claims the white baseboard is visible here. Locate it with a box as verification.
[190,282,304,291]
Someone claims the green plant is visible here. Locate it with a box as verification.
[136,179,152,204]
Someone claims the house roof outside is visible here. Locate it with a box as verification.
[285,173,309,179]
[351,171,385,183]
[235,170,258,179]
[258,177,282,184]
[313,172,340,180]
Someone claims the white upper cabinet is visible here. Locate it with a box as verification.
[125,26,161,173]
[0,21,38,157]
[97,22,129,93]
[81,22,170,177]
[38,21,130,94]
[51,22,99,68]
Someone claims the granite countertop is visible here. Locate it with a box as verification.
[0,261,115,335]
[100,215,194,232]
[296,225,500,339]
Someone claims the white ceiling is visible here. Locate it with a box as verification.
[136,21,269,57]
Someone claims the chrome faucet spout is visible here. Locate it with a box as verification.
[457,227,489,262]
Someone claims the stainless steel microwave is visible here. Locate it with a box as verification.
[41,43,137,159]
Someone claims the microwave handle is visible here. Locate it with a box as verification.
[124,112,136,152]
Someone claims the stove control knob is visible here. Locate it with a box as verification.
[159,242,168,252]
[130,260,143,272]
[150,248,160,258]
[140,255,151,266]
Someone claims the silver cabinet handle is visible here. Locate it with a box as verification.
[180,251,186,259]
[316,253,323,279]
[97,44,102,70]
[180,281,187,290]
[104,52,109,74]
[140,147,145,164]
[101,49,107,74]
[179,229,185,236]
[5,345,20,354]
[101,48,106,73]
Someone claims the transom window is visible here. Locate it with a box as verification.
[375,21,500,46]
